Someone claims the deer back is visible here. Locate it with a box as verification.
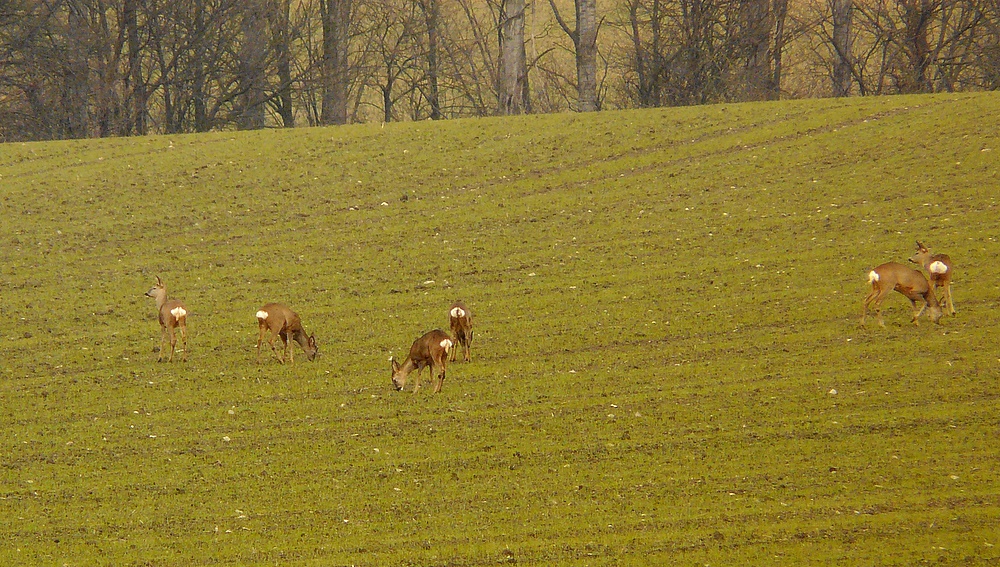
[146,277,186,325]
[910,242,952,281]
[871,262,930,298]
[160,299,188,325]
[409,329,453,364]
[449,301,472,333]
[256,303,302,333]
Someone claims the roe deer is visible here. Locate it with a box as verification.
[861,262,943,327]
[390,329,453,393]
[255,303,318,364]
[448,300,473,362]
[909,241,955,315]
[145,276,188,362]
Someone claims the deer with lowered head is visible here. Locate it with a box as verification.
[909,241,955,316]
[391,329,453,393]
[145,276,188,362]
[448,300,473,362]
[255,303,318,364]
[861,262,943,327]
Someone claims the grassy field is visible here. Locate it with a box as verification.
[1,92,998,566]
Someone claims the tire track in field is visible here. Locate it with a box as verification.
[473,96,965,199]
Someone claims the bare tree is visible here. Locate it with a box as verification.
[549,0,599,111]
[271,0,297,127]
[832,0,854,96]
[123,0,148,134]
[850,0,989,94]
[449,0,501,116]
[360,0,423,122]
[498,0,530,114]
[321,0,352,124]
[899,0,934,93]
[239,0,269,129]
[416,0,441,119]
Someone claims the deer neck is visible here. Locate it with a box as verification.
[926,288,941,307]
[291,328,310,349]
[153,289,168,311]
[395,358,416,379]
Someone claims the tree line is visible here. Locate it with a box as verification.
[1,0,998,142]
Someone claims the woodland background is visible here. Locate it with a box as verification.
[1,0,999,141]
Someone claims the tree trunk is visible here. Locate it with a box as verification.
[832,0,853,97]
[900,0,934,93]
[274,0,295,127]
[736,0,774,101]
[321,0,351,125]
[123,0,147,134]
[771,0,788,100]
[192,0,210,132]
[64,2,91,138]
[419,0,441,119]
[575,0,598,111]
[498,0,529,115]
[239,0,268,130]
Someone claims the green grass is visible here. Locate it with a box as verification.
[1,92,999,566]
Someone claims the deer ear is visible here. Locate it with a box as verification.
[390,357,400,372]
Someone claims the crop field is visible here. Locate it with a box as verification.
[1,93,998,566]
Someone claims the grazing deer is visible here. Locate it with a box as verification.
[390,329,453,393]
[909,241,955,315]
[861,262,943,327]
[255,303,318,364]
[145,276,188,362]
[448,300,473,362]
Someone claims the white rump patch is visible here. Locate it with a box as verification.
[450,307,466,319]
[929,261,948,274]
[170,306,187,319]
[256,310,269,320]
[440,339,453,351]
[868,270,880,283]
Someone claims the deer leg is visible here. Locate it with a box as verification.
[869,291,888,328]
[911,298,925,325]
[167,323,177,362]
[256,324,268,363]
[412,363,424,393]
[268,330,283,362]
[874,288,895,327]
[279,331,290,363]
[862,287,881,326]
[465,333,472,362]
[434,358,446,393]
[157,325,168,362]
[943,282,956,315]
[178,320,188,362]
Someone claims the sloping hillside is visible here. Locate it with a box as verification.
[1,93,998,565]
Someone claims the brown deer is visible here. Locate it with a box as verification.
[448,300,473,362]
[145,276,188,362]
[909,241,955,316]
[861,262,943,327]
[255,303,318,364]
[390,329,453,393]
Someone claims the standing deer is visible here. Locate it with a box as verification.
[390,329,453,393]
[145,276,188,362]
[255,303,318,364]
[909,241,955,315]
[448,300,473,362]
[861,262,943,327]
